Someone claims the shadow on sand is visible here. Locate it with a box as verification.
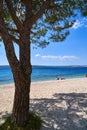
[0,111,11,124]
[30,93,87,130]
[1,93,87,129]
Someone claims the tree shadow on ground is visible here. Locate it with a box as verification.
[30,93,87,130]
[0,111,11,124]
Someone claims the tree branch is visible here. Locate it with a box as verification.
[5,0,23,32]
[23,0,51,27]
[21,0,32,27]
[0,24,20,67]
[25,0,32,20]
[7,27,19,33]
[0,0,4,21]
[9,35,20,45]
[0,1,19,67]
[31,0,51,25]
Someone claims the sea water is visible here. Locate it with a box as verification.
[0,65,87,85]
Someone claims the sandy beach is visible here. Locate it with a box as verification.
[0,78,87,130]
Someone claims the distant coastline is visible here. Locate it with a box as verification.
[31,65,87,68]
[0,65,87,67]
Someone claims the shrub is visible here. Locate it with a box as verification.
[0,112,43,130]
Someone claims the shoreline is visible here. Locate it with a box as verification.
[0,77,87,129]
[0,76,86,87]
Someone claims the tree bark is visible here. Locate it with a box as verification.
[11,28,32,127]
[12,67,31,126]
[1,27,32,127]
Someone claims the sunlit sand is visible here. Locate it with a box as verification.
[0,78,87,130]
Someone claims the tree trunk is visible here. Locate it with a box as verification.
[11,28,32,126]
[12,67,31,127]
[1,21,32,126]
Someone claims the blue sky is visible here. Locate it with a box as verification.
[0,17,87,66]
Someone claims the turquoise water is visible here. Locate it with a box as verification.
[0,65,87,85]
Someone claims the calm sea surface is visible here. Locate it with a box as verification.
[0,65,87,85]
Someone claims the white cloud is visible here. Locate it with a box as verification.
[72,18,87,29]
[42,55,60,59]
[35,54,41,57]
[35,54,78,61]
[61,56,78,60]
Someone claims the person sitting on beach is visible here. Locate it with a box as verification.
[57,77,60,80]
[56,77,65,80]
[61,77,65,80]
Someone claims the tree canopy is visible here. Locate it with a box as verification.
[1,0,87,48]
